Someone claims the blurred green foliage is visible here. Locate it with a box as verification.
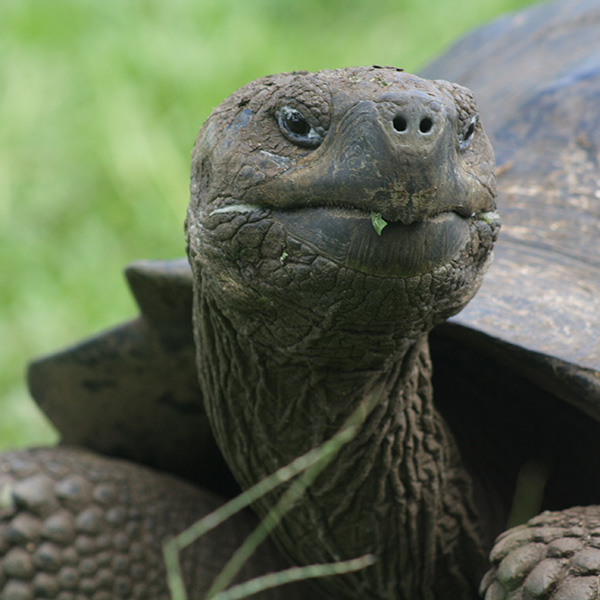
[1,0,536,450]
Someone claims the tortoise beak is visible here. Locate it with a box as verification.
[273,207,478,278]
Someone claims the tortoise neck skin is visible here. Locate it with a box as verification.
[193,298,496,597]
[186,67,500,598]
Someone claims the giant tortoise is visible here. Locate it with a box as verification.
[2,0,600,598]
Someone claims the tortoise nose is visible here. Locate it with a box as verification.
[387,93,444,144]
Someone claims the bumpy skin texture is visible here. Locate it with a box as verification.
[481,507,600,600]
[0,448,306,600]
[186,67,500,599]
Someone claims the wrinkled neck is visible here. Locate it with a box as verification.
[196,293,492,599]
[196,292,425,461]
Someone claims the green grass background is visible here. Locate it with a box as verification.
[1,0,536,451]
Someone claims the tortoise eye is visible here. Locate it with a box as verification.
[461,116,477,150]
[278,106,324,148]
[284,110,310,135]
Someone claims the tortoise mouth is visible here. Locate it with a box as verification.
[272,206,496,277]
[206,203,499,278]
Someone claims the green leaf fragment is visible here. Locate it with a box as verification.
[371,75,389,87]
[0,483,15,512]
[370,212,388,236]
[476,210,500,225]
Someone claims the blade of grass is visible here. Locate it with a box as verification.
[164,391,381,599]
[209,554,376,600]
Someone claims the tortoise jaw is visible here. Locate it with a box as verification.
[207,203,498,278]
[277,206,499,278]
[207,202,498,278]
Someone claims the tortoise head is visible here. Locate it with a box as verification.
[186,67,499,357]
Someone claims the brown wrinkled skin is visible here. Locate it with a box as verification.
[186,67,500,599]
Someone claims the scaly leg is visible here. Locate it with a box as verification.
[481,506,600,599]
[0,447,309,600]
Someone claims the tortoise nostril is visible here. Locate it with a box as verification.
[419,117,433,134]
[393,115,435,134]
[393,115,408,132]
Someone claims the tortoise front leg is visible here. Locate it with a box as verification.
[481,506,600,599]
[0,447,308,600]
